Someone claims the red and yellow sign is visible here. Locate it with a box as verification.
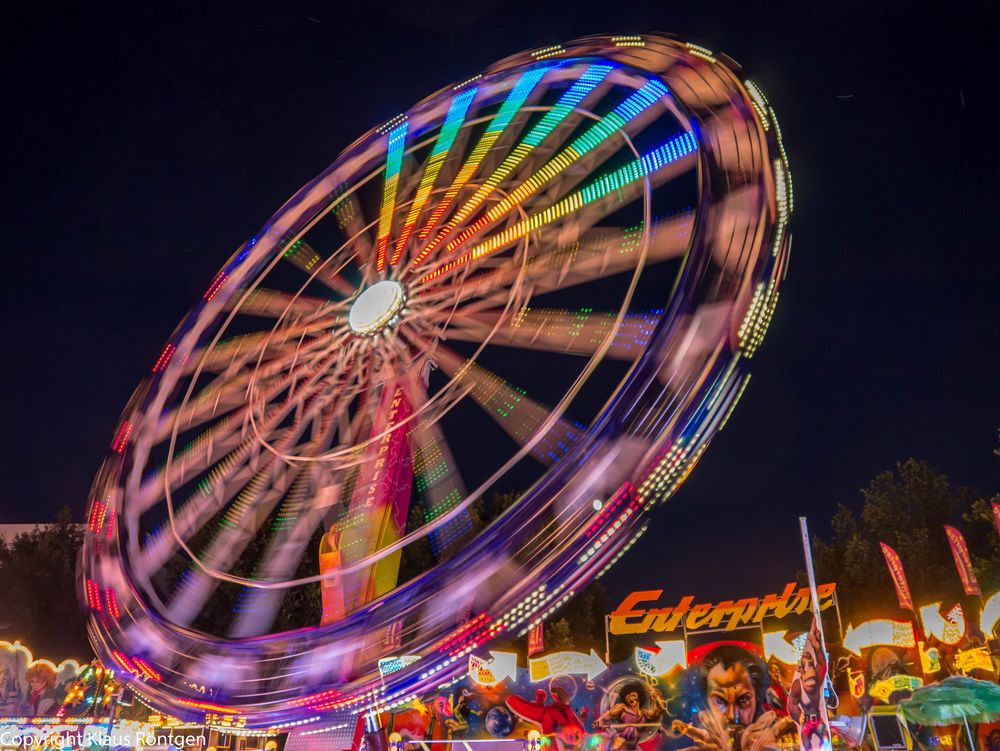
[609,582,835,635]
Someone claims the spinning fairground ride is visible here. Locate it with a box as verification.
[81,33,793,738]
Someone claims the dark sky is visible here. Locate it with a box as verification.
[3,1,998,605]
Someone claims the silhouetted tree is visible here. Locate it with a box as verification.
[812,457,993,625]
[0,507,89,661]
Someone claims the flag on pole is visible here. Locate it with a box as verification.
[880,542,914,612]
[795,518,833,751]
[944,525,982,596]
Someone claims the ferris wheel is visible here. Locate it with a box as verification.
[81,34,792,728]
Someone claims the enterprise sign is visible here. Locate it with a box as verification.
[609,582,836,635]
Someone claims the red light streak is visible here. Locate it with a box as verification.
[104,588,121,620]
[176,698,243,715]
[204,273,228,301]
[152,344,176,373]
[85,579,103,611]
[111,421,133,453]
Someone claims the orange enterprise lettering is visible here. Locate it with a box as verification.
[608,582,837,635]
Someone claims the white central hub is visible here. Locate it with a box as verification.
[349,280,405,335]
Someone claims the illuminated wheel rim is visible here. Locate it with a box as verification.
[82,34,792,728]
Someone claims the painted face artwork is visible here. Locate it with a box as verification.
[800,648,818,694]
[707,661,757,727]
[769,662,782,684]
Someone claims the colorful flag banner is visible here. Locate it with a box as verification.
[880,542,914,611]
[944,525,982,596]
[992,502,1000,542]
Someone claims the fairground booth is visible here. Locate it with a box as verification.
[8,573,1000,751]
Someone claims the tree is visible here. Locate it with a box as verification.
[0,507,89,661]
[812,458,992,625]
[961,495,1000,593]
[545,618,573,651]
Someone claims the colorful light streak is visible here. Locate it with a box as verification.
[435,78,672,258]
[414,64,613,263]
[375,122,409,271]
[390,89,477,266]
[175,699,243,715]
[422,129,696,282]
[413,66,551,250]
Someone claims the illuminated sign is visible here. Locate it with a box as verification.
[918,641,942,674]
[954,646,994,674]
[1,640,83,679]
[868,675,923,703]
[982,591,1000,637]
[763,630,807,665]
[378,655,420,677]
[843,619,916,656]
[634,641,686,676]
[528,649,607,681]
[919,603,966,645]
[609,582,836,635]
[468,651,517,686]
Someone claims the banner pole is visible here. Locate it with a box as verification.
[799,516,834,751]
[604,614,611,665]
[799,516,825,637]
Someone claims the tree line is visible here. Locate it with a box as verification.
[812,436,1000,626]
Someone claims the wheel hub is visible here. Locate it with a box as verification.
[348,280,405,335]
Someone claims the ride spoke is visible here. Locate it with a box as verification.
[135,434,278,581]
[282,240,356,298]
[390,89,478,267]
[433,344,583,466]
[441,307,662,360]
[402,379,474,561]
[152,332,335,444]
[409,66,552,263]
[414,63,614,265]
[421,131,697,281]
[422,78,673,260]
[162,354,350,626]
[331,190,378,277]
[226,400,346,638]
[177,312,343,379]
[224,287,335,319]
[137,333,350,517]
[420,130,698,283]
[374,122,409,271]
[416,210,694,312]
[227,473,338,637]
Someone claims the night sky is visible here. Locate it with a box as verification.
[4,1,998,604]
